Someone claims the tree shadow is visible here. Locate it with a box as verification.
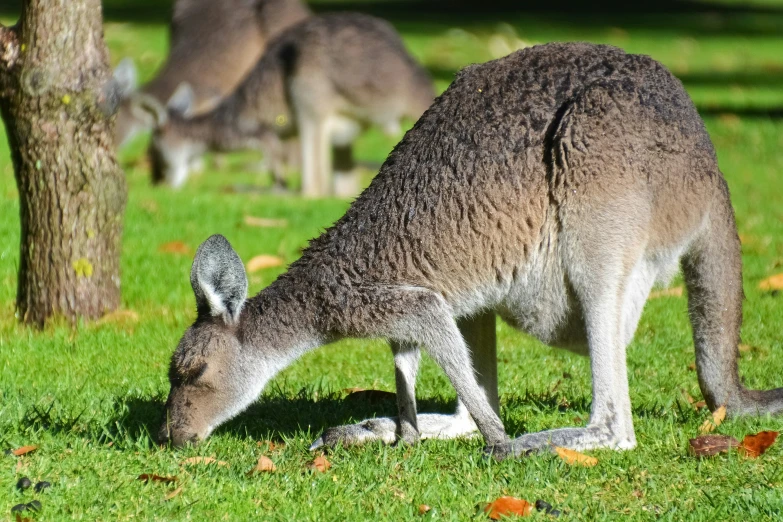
[2,0,782,34]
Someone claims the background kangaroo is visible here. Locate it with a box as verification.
[146,13,435,196]
[158,42,783,456]
[112,0,310,147]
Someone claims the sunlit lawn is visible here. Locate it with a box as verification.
[2,1,783,520]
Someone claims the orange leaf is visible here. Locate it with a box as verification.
[483,496,533,519]
[164,487,183,500]
[739,431,779,458]
[759,273,783,291]
[698,405,726,434]
[137,474,177,484]
[11,445,38,457]
[306,455,331,472]
[182,456,229,467]
[554,446,598,467]
[246,455,277,475]
[243,216,288,228]
[246,255,284,273]
[256,440,285,451]
[688,434,740,457]
[418,504,432,515]
[158,241,192,255]
[649,286,684,298]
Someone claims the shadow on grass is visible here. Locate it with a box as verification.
[2,0,782,33]
[22,386,694,448]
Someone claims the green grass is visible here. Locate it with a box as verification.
[3,1,783,520]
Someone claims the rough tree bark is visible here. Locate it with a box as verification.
[0,0,126,326]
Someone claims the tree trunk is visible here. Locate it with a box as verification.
[0,0,126,327]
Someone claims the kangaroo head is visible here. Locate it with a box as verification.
[147,83,204,188]
[159,234,256,447]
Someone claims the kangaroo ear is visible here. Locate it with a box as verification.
[167,82,195,118]
[113,58,138,99]
[130,92,168,128]
[190,234,248,325]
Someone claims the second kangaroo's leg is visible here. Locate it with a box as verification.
[299,116,330,198]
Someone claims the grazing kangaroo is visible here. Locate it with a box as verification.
[112,0,310,147]
[158,42,783,456]
[145,13,435,196]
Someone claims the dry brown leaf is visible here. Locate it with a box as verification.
[158,241,192,255]
[698,405,727,434]
[739,431,779,458]
[649,286,684,298]
[182,456,229,467]
[98,309,139,325]
[306,455,331,472]
[246,255,284,273]
[11,445,38,457]
[418,504,432,515]
[256,440,285,451]
[246,455,277,476]
[688,434,739,457]
[693,400,707,410]
[759,273,783,291]
[483,496,533,519]
[165,487,183,500]
[554,446,598,467]
[137,473,177,484]
[243,216,288,228]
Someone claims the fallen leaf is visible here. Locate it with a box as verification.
[98,309,139,325]
[344,389,397,403]
[759,273,783,291]
[256,440,285,451]
[11,446,38,457]
[418,504,432,515]
[693,400,707,410]
[182,456,229,467]
[554,446,598,467]
[246,455,277,476]
[246,255,284,273]
[137,474,177,484]
[739,431,779,458]
[306,455,331,472]
[689,434,739,457]
[243,216,288,228]
[164,487,183,500]
[649,286,684,298]
[699,405,727,434]
[483,496,533,519]
[158,241,192,255]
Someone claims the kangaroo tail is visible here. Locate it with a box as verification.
[682,176,783,415]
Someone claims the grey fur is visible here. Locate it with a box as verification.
[159,42,783,456]
[147,13,435,195]
[113,0,310,147]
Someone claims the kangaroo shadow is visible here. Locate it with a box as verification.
[103,390,457,445]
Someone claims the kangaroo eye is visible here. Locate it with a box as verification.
[186,363,208,384]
